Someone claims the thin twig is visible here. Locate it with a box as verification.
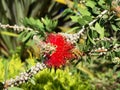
[0,23,33,32]
[3,63,46,89]
[61,10,108,43]
[77,10,108,37]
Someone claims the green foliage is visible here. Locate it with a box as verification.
[8,87,23,90]
[0,0,56,24]
[17,17,58,45]
[0,54,24,81]
[18,30,35,43]
[41,17,58,32]
[86,0,96,9]
[0,0,62,57]
[23,17,44,31]
[22,17,58,35]
[91,22,105,39]
[0,0,120,90]
[0,54,36,82]
[21,68,94,90]
[0,29,18,57]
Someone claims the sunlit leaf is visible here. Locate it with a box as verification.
[8,87,23,90]
[78,7,91,16]
[1,31,18,37]
[70,16,79,22]
[111,24,119,31]
[95,23,104,39]
[86,0,96,9]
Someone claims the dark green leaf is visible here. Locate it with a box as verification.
[22,31,34,42]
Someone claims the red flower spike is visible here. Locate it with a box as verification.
[45,33,74,68]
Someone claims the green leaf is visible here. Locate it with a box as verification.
[111,24,119,31]
[98,0,105,6]
[66,27,79,33]
[71,15,92,25]
[30,78,36,85]
[8,87,23,90]
[1,32,13,50]
[22,31,34,42]
[98,0,106,9]
[1,31,18,37]
[18,31,27,41]
[4,60,8,81]
[70,16,79,22]
[23,17,44,31]
[62,8,74,16]
[87,30,96,45]
[78,18,86,25]
[78,7,91,16]
[102,14,109,19]
[35,19,44,30]
[95,23,104,39]
[92,7,101,15]
[41,17,58,32]
[116,22,120,28]
[115,18,120,21]
[83,15,93,23]
[86,0,96,9]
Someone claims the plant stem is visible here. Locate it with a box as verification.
[3,62,46,89]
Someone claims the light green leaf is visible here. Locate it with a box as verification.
[30,78,36,85]
[111,24,119,31]
[86,0,96,9]
[66,27,79,33]
[78,18,86,25]
[8,87,23,90]
[78,7,91,16]
[98,0,105,6]
[1,31,18,37]
[18,31,27,41]
[95,23,104,39]
[70,16,79,22]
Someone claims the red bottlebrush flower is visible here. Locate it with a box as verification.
[45,33,74,68]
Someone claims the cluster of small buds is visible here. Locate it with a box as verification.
[112,44,120,51]
[93,37,114,42]
[33,35,56,54]
[3,62,46,89]
[0,23,33,32]
[88,43,120,56]
[60,33,80,44]
[41,43,56,54]
[112,57,120,64]
[89,47,108,55]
